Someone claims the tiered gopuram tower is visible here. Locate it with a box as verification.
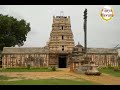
[48,15,75,68]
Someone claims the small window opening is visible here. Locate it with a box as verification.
[62,46,64,51]
[62,26,63,30]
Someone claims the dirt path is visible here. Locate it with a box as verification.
[0,68,120,85]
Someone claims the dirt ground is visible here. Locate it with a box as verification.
[0,68,120,85]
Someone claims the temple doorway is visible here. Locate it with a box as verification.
[58,55,67,68]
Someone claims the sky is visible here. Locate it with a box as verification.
[0,5,120,48]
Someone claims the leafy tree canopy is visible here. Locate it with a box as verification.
[0,14,31,51]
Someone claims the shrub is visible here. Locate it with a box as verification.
[107,64,113,69]
[51,66,56,71]
[113,67,120,72]
[100,67,106,69]
[118,66,120,69]
[27,64,31,70]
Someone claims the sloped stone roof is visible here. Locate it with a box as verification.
[87,48,117,54]
[2,47,49,54]
[75,42,83,48]
[2,47,118,54]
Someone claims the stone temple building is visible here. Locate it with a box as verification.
[2,47,49,68]
[70,43,118,71]
[1,15,119,68]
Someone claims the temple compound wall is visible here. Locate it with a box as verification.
[70,44,118,71]
[87,48,118,67]
[2,47,49,68]
[1,47,118,68]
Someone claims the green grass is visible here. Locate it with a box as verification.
[0,67,57,72]
[99,68,120,77]
[0,79,100,85]
[0,75,16,80]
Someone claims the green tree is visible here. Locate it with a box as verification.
[0,14,31,50]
